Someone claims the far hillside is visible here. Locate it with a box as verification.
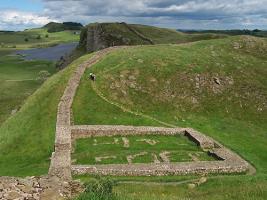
[181,29,267,38]
[79,22,227,52]
[44,22,83,33]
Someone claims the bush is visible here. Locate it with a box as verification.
[45,34,49,38]
[24,38,29,42]
[37,70,51,81]
[76,178,118,200]
[36,35,41,39]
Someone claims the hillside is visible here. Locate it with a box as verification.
[79,22,227,52]
[0,26,79,126]
[0,36,267,199]
[181,29,267,38]
[44,22,83,33]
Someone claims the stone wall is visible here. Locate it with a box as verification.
[71,125,185,139]
[71,126,250,176]
[49,47,124,181]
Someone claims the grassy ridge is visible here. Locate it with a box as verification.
[73,36,267,199]
[79,23,227,52]
[131,24,227,44]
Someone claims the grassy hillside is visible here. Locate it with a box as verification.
[44,22,83,33]
[1,35,267,199]
[72,36,267,199]
[0,55,56,124]
[131,24,226,44]
[0,54,93,176]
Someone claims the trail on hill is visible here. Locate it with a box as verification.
[91,82,176,128]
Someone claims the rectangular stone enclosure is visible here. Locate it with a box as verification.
[70,125,250,176]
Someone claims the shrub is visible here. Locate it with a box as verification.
[36,35,41,39]
[37,70,51,81]
[76,178,118,200]
[45,34,49,38]
[24,38,29,42]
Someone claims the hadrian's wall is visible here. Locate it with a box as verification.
[49,45,252,180]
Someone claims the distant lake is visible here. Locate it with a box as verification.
[14,42,78,61]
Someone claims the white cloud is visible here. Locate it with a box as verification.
[1,0,267,30]
[0,10,56,31]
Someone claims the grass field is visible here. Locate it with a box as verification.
[0,35,266,199]
[72,135,215,165]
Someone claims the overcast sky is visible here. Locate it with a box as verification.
[0,0,267,31]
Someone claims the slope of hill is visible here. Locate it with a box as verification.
[44,22,83,33]
[0,35,267,199]
[181,29,267,38]
[72,36,267,199]
[0,26,80,124]
[79,22,227,52]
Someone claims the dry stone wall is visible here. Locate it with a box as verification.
[71,126,250,176]
[49,47,124,181]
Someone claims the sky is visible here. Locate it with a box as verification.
[0,0,267,31]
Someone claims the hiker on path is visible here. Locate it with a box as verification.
[89,73,96,81]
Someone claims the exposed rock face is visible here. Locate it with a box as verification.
[86,24,108,53]
[79,23,154,53]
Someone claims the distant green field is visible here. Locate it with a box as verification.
[0,28,79,49]
[0,27,79,124]
[72,135,214,165]
[0,54,56,124]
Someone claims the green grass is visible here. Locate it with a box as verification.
[72,36,267,199]
[0,53,93,176]
[72,135,214,165]
[0,54,56,124]
[131,24,227,44]
[1,34,267,199]
[114,175,267,200]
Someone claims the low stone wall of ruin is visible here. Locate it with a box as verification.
[71,125,185,139]
[70,125,250,176]
[72,160,248,176]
